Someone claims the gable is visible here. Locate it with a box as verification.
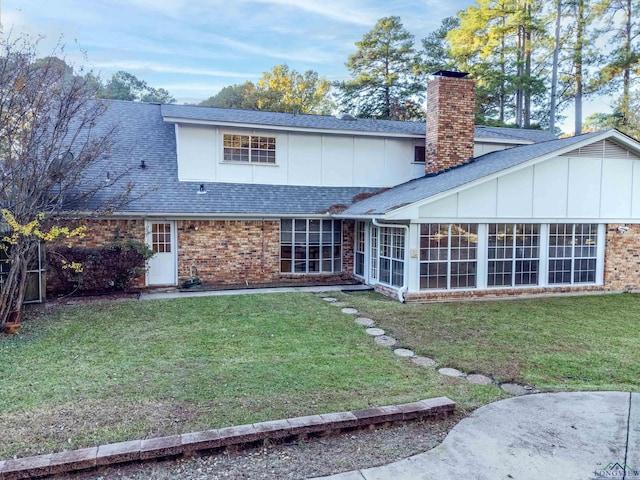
[560,138,640,160]
[407,135,640,222]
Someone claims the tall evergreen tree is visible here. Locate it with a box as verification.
[336,16,422,120]
[419,16,460,76]
[593,0,640,128]
[448,0,546,127]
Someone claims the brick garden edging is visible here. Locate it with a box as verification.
[0,397,455,480]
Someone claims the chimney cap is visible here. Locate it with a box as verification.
[432,70,469,79]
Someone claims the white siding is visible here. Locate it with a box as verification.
[633,160,640,217]
[322,136,354,186]
[457,179,498,217]
[496,166,534,217]
[532,158,569,217]
[566,157,601,217]
[174,125,423,187]
[415,153,640,222]
[176,125,217,182]
[473,142,513,157]
[600,158,633,217]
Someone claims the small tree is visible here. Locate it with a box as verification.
[0,35,133,327]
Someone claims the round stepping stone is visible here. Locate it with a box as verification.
[365,327,385,336]
[329,302,347,307]
[500,383,532,396]
[394,348,415,358]
[466,374,493,385]
[322,297,337,302]
[438,367,465,377]
[355,317,375,327]
[374,335,397,347]
[412,356,437,367]
[341,307,359,314]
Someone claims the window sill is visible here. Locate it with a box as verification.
[221,161,278,167]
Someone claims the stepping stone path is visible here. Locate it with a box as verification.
[365,327,385,336]
[374,335,397,347]
[466,374,493,385]
[328,298,534,397]
[412,356,437,367]
[355,317,375,327]
[393,348,415,358]
[438,367,466,378]
[500,383,534,396]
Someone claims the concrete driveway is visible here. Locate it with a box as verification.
[311,391,639,480]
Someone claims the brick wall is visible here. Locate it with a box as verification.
[425,75,476,175]
[176,219,281,286]
[402,285,605,303]
[48,217,359,292]
[176,219,356,288]
[604,223,640,292]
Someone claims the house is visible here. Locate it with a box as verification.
[66,71,640,302]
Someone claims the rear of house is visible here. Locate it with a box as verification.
[57,72,640,301]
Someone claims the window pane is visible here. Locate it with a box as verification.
[280,219,342,274]
[420,223,477,291]
[548,224,597,285]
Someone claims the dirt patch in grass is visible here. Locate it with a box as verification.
[0,399,199,458]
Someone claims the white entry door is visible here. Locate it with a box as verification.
[146,221,177,285]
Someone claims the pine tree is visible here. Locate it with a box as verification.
[336,16,422,120]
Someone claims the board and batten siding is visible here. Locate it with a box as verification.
[175,124,425,188]
[409,142,640,222]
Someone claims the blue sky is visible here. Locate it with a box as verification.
[3,0,470,103]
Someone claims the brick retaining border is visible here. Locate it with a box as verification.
[0,397,454,479]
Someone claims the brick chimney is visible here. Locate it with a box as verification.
[425,71,476,175]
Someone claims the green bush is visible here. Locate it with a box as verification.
[47,240,154,294]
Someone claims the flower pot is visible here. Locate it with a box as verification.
[4,322,20,334]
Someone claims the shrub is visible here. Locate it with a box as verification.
[47,240,154,294]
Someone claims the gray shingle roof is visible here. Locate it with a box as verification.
[86,100,379,216]
[341,131,605,216]
[82,100,569,217]
[161,103,556,143]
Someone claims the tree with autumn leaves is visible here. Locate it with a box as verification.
[0,35,133,327]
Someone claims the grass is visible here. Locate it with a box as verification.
[0,293,491,459]
[2,291,638,459]
[339,291,640,391]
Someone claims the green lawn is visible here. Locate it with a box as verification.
[2,291,638,460]
[0,293,492,459]
[338,291,640,391]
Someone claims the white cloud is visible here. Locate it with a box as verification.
[241,0,380,26]
[92,61,255,79]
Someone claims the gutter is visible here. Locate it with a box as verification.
[372,218,409,303]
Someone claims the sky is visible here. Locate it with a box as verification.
[2,0,607,133]
[2,0,470,104]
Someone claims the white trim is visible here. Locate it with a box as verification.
[411,222,605,294]
[385,130,640,221]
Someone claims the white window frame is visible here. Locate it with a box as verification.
[547,223,600,285]
[419,223,478,291]
[222,133,276,164]
[371,226,405,288]
[487,223,541,288]
[413,223,604,292]
[354,221,366,278]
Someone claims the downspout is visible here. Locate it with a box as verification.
[372,218,409,303]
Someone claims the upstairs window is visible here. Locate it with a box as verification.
[414,145,426,163]
[223,134,276,164]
